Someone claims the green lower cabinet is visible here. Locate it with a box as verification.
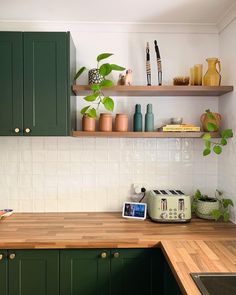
[60,249,164,295]
[110,249,163,295]
[0,250,8,295]
[163,258,182,295]
[8,250,59,295]
[60,249,110,295]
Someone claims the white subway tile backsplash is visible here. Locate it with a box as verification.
[0,137,218,212]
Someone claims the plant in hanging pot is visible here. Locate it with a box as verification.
[201,109,233,156]
[192,189,233,221]
[74,53,125,131]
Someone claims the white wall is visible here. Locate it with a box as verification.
[0,22,220,212]
[219,18,236,222]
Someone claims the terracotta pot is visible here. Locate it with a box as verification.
[200,112,221,132]
[99,113,112,132]
[82,115,96,132]
[115,114,128,132]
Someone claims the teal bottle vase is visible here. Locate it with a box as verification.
[133,104,143,131]
[145,104,154,132]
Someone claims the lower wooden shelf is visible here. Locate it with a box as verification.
[72,131,220,138]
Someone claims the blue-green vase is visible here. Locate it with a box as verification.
[133,104,143,131]
[145,104,154,132]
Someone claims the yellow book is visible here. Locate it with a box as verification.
[163,126,201,132]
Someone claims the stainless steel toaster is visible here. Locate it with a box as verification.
[147,189,191,223]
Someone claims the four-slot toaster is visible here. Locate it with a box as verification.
[147,189,191,223]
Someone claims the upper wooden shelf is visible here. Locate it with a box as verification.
[72,85,233,97]
[72,131,220,138]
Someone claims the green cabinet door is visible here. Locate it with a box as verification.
[0,32,23,135]
[163,258,182,295]
[110,248,164,295]
[23,32,69,135]
[60,249,110,295]
[0,250,8,295]
[8,250,59,295]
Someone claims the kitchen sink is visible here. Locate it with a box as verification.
[191,273,236,295]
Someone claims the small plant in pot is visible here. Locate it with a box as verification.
[192,189,233,221]
[201,109,233,156]
[74,53,125,131]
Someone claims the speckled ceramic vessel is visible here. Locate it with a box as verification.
[196,199,220,219]
[88,68,104,85]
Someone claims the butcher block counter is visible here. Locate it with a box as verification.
[1,212,236,295]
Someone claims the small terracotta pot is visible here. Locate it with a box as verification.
[115,114,128,132]
[82,115,96,132]
[99,113,112,132]
[200,112,221,131]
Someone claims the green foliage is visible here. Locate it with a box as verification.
[192,189,234,222]
[74,52,125,118]
[202,109,233,156]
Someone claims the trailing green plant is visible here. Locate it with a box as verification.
[74,53,125,118]
[202,109,233,156]
[192,189,234,222]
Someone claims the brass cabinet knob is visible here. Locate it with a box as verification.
[25,128,31,133]
[100,252,107,259]
[14,128,20,133]
[0,254,3,261]
[9,253,16,260]
[113,252,120,258]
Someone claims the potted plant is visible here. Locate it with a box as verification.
[201,109,233,156]
[192,189,233,221]
[74,53,125,131]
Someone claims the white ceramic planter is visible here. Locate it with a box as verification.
[196,198,220,219]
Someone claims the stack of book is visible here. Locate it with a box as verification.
[160,124,201,132]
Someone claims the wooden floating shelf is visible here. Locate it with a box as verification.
[72,131,220,138]
[72,85,233,97]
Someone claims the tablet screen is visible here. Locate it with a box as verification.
[122,202,146,220]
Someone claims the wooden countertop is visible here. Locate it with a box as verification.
[1,212,236,295]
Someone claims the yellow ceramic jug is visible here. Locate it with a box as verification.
[203,58,221,86]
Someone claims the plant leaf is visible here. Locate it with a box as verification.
[222,199,234,208]
[221,129,233,139]
[213,145,222,155]
[202,133,211,140]
[99,63,112,77]
[90,84,101,92]
[100,79,113,87]
[97,53,113,62]
[110,64,126,71]
[205,141,211,149]
[211,209,222,221]
[206,112,216,120]
[102,96,114,112]
[207,122,218,131]
[83,93,99,102]
[80,106,90,115]
[223,212,230,222]
[88,108,97,118]
[195,189,202,199]
[221,138,227,146]
[74,66,86,80]
[203,148,211,156]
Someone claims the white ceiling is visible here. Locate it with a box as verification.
[0,0,235,24]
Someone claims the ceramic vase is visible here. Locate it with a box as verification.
[99,113,112,132]
[203,58,221,86]
[115,114,128,132]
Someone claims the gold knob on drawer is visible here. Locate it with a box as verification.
[9,253,16,260]
[113,252,120,258]
[100,252,107,259]
[14,128,20,133]
[0,254,3,260]
[25,128,31,133]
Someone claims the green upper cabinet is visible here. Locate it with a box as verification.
[0,31,76,136]
[0,250,8,295]
[8,250,59,295]
[0,32,23,136]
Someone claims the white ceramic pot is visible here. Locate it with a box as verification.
[196,198,220,219]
